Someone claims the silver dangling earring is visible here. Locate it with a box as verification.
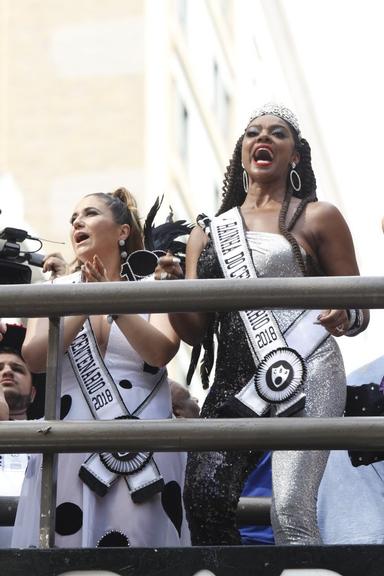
[289,162,302,193]
[119,239,128,260]
[242,164,249,194]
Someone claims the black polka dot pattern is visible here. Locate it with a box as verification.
[161,481,183,537]
[60,395,72,419]
[119,379,132,389]
[55,502,83,536]
[97,531,130,547]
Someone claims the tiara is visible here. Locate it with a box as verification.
[248,103,302,138]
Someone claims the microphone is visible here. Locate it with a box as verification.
[26,252,45,267]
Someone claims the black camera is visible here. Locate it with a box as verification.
[0,227,45,285]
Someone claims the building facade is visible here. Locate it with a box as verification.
[1,0,374,377]
[0,0,237,251]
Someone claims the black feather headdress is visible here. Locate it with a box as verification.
[143,196,193,262]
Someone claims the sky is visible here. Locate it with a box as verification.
[284,0,384,372]
[284,0,384,271]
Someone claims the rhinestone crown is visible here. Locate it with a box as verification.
[248,103,302,138]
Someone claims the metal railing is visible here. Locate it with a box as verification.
[2,417,384,453]
[1,276,383,547]
[1,276,384,317]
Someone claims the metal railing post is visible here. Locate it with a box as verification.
[39,316,63,549]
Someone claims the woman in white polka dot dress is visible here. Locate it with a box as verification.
[12,188,190,548]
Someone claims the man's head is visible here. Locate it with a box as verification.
[0,347,35,419]
[170,380,200,418]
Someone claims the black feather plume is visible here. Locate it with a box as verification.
[143,196,163,251]
[143,196,193,257]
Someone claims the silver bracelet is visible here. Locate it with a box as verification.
[346,309,357,330]
[345,309,364,337]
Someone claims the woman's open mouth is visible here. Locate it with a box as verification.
[253,146,274,167]
[74,232,89,245]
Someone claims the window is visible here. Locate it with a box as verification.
[212,59,231,139]
[176,0,187,32]
[176,93,189,164]
[214,183,221,209]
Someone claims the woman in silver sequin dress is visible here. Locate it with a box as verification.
[155,104,369,545]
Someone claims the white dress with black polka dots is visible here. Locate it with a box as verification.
[12,273,190,548]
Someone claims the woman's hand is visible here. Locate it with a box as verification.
[23,256,106,373]
[155,254,184,281]
[81,255,110,282]
[0,321,6,343]
[316,309,349,337]
[43,252,68,279]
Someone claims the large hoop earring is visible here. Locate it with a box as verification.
[242,169,249,194]
[289,162,302,193]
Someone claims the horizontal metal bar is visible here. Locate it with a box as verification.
[237,497,271,525]
[1,418,384,452]
[0,496,271,527]
[0,276,383,317]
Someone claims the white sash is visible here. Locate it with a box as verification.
[68,319,165,501]
[210,207,329,417]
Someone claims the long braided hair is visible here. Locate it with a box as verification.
[191,122,318,389]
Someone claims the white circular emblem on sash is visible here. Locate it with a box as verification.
[99,415,153,475]
[254,347,306,404]
[100,450,153,475]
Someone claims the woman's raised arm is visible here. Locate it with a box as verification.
[155,225,213,346]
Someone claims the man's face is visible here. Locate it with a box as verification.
[0,352,35,413]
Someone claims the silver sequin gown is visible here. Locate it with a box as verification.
[183,229,346,545]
